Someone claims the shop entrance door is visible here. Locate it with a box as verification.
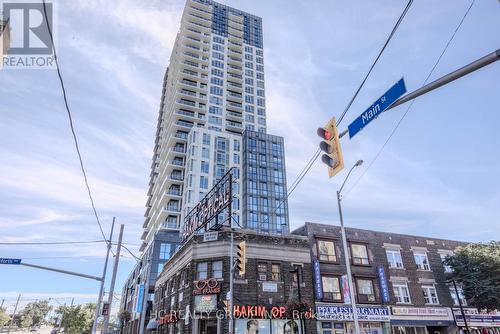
[199,319,217,334]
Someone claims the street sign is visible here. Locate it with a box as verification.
[348,78,407,139]
[0,258,22,264]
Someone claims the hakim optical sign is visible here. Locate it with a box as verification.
[182,168,234,240]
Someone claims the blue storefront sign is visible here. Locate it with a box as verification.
[135,284,145,313]
[313,260,323,300]
[316,304,390,322]
[377,265,390,303]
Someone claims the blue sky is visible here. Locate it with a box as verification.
[1,0,499,313]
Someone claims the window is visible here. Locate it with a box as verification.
[322,276,342,301]
[211,60,224,68]
[422,285,439,304]
[393,283,411,304]
[440,253,453,273]
[159,243,171,260]
[271,264,280,281]
[209,96,222,105]
[257,263,267,281]
[202,133,211,145]
[212,51,224,60]
[197,262,208,280]
[212,261,223,279]
[233,153,240,164]
[210,86,223,96]
[157,263,164,277]
[202,147,210,159]
[317,240,337,262]
[210,77,223,86]
[201,161,209,173]
[356,278,376,302]
[245,105,254,113]
[414,251,431,271]
[211,68,224,77]
[208,115,222,125]
[449,284,467,306]
[200,176,208,189]
[386,249,404,268]
[351,243,369,265]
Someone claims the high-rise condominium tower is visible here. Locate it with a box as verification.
[141,0,269,251]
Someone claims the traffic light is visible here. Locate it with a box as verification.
[235,241,246,276]
[317,117,344,178]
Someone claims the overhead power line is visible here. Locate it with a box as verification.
[0,240,105,246]
[344,0,476,198]
[264,0,414,225]
[41,0,109,246]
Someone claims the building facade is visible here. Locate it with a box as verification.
[153,228,315,334]
[1,19,10,69]
[242,130,289,234]
[292,222,473,334]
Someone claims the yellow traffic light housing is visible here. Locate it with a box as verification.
[236,241,246,276]
[317,117,344,178]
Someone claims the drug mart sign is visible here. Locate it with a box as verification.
[316,304,390,322]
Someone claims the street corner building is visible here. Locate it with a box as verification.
[292,223,500,334]
[152,228,316,334]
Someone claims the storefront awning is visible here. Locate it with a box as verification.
[146,319,158,330]
[391,319,455,327]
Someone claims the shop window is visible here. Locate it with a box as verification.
[422,285,439,304]
[356,278,376,303]
[271,264,281,281]
[393,326,428,334]
[393,282,411,304]
[197,262,208,280]
[212,260,223,279]
[351,243,369,265]
[257,262,267,281]
[321,276,342,301]
[317,239,337,262]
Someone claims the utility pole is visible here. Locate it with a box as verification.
[452,280,470,334]
[1,299,4,309]
[228,227,235,334]
[7,293,20,334]
[92,217,115,334]
[291,266,305,334]
[103,224,124,334]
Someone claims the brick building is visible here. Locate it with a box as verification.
[292,222,469,334]
[153,228,315,334]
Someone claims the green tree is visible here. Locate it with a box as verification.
[20,300,52,328]
[118,310,131,333]
[56,303,96,334]
[445,241,500,311]
[0,307,10,326]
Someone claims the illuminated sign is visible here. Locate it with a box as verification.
[182,169,233,240]
[233,305,287,319]
[193,278,221,295]
[195,295,218,313]
[158,312,178,325]
[316,304,390,322]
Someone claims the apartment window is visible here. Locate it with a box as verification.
[351,243,369,265]
[256,72,264,80]
[159,243,171,260]
[200,161,209,173]
[200,176,208,189]
[414,251,431,271]
[245,69,253,77]
[210,86,223,96]
[210,77,223,86]
[386,249,404,268]
[440,253,453,273]
[256,49,263,56]
[202,147,210,159]
[208,115,222,125]
[449,285,467,306]
[422,285,439,304]
[209,96,222,105]
[393,283,411,304]
[271,264,281,281]
[322,276,342,301]
[356,278,376,303]
[157,263,164,277]
[317,240,337,262]
[197,262,208,280]
[212,261,223,279]
[212,51,224,60]
[211,68,223,77]
[257,263,267,281]
[211,60,224,69]
[233,153,240,164]
[257,98,265,107]
[245,95,254,104]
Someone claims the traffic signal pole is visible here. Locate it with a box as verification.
[228,227,235,334]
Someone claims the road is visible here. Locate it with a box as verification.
[8,326,54,334]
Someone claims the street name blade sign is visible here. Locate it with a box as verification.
[0,258,22,264]
[348,78,407,139]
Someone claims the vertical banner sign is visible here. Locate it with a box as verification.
[135,284,145,313]
[313,260,323,300]
[341,275,351,304]
[377,266,390,303]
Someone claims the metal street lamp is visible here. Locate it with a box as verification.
[337,160,363,334]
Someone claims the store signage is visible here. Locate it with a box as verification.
[203,231,218,242]
[135,284,145,313]
[453,309,500,327]
[341,275,351,304]
[377,266,390,303]
[183,170,232,240]
[233,305,287,319]
[194,294,218,313]
[193,278,221,295]
[392,307,450,317]
[262,282,278,293]
[316,304,390,322]
[158,312,179,325]
[313,260,323,300]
